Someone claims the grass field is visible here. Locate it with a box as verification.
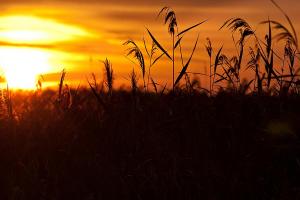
[0,1,300,199]
[1,88,300,199]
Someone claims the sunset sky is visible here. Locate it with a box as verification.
[0,0,299,89]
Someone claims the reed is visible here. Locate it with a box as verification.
[205,38,213,95]
[124,40,146,91]
[147,6,205,90]
[130,68,138,99]
[103,58,114,96]
[1,3,300,199]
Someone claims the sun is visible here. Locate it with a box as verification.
[0,47,51,90]
[0,15,93,90]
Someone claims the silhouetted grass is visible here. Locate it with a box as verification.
[0,87,300,199]
[0,1,300,199]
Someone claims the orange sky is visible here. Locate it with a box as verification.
[0,0,299,89]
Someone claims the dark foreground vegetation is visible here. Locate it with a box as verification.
[1,89,300,200]
[1,0,300,199]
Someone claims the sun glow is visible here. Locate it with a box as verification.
[0,47,51,89]
[0,30,50,44]
[0,15,93,89]
[0,16,92,44]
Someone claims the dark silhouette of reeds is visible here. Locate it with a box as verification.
[146,6,206,90]
[0,85,300,200]
[0,1,300,199]
[124,40,146,91]
[103,58,114,96]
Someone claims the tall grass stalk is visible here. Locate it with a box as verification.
[87,73,106,109]
[124,40,146,91]
[2,85,13,120]
[130,68,138,98]
[205,38,213,95]
[220,18,254,91]
[146,7,205,90]
[143,38,164,91]
[103,58,114,96]
[158,7,177,90]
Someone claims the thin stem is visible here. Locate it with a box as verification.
[147,65,152,91]
[172,34,175,90]
[209,57,212,96]
[176,27,184,68]
[143,76,146,93]
[147,54,153,92]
